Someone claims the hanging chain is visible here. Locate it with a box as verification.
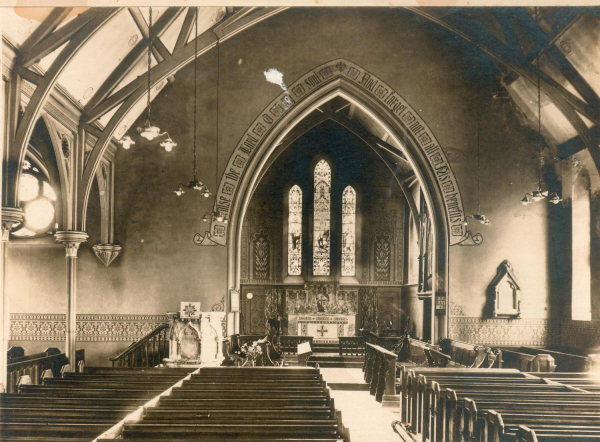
[215,36,220,192]
[477,84,481,215]
[193,7,198,180]
[536,7,543,188]
[146,7,152,125]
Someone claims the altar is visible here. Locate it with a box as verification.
[292,314,356,343]
[285,285,358,343]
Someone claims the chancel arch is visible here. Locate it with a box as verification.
[219,60,464,342]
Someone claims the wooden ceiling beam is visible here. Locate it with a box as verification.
[173,7,196,53]
[20,9,96,68]
[5,8,120,211]
[84,7,182,122]
[128,7,173,61]
[19,8,73,54]
[80,7,287,230]
[17,67,44,85]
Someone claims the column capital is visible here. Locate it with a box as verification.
[1,207,24,241]
[55,231,88,257]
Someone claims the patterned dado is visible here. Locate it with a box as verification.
[561,319,600,351]
[449,317,561,346]
[10,314,168,342]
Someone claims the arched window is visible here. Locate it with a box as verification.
[341,186,356,276]
[313,160,331,275]
[288,185,303,276]
[572,169,592,321]
[12,156,57,237]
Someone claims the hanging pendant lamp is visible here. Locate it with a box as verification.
[521,7,561,206]
[464,80,490,226]
[119,7,176,152]
[174,8,209,196]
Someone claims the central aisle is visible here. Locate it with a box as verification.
[321,368,402,442]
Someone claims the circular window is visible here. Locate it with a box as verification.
[12,162,57,238]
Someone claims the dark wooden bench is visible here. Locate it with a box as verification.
[96,366,349,442]
[439,338,502,368]
[0,367,192,442]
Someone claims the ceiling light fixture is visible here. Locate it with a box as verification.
[464,79,490,226]
[119,7,176,152]
[174,8,209,196]
[521,7,561,206]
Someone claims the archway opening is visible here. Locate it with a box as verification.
[232,92,449,343]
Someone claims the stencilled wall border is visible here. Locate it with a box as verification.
[10,314,168,342]
[449,317,561,346]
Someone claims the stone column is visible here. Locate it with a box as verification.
[55,231,88,367]
[0,207,23,392]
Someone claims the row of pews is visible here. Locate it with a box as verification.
[0,366,194,441]
[396,366,600,442]
[1,364,349,441]
[98,367,348,441]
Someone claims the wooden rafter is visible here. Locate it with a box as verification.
[404,6,600,172]
[84,7,183,118]
[19,8,73,53]
[173,7,196,53]
[79,7,287,230]
[128,7,173,61]
[5,8,120,210]
[20,9,97,68]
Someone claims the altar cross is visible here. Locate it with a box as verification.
[317,325,328,337]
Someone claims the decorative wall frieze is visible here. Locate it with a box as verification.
[561,319,600,351]
[10,314,168,342]
[449,317,560,346]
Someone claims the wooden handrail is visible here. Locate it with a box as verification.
[109,323,169,367]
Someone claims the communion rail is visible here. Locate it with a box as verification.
[109,323,169,368]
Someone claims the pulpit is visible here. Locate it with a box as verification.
[163,302,225,366]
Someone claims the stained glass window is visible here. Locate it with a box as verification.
[341,186,356,276]
[313,160,331,275]
[288,185,302,276]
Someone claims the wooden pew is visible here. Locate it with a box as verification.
[439,338,502,368]
[0,367,192,441]
[519,346,592,372]
[97,366,348,442]
[395,367,600,442]
[502,349,557,372]
[364,343,398,403]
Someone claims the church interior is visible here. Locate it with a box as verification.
[2,5,600,442]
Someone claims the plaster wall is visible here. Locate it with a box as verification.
[7,8,565,360]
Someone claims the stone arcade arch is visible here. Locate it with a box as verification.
[197,60,467,341]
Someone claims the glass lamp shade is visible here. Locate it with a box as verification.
[531,190,545,201]
[138,125,161,141]
[246,293,254,300]
[173,186,185,196]
[160,137,177,152]
[202,213,209,222]
[521,195,531,205]
[215,213,224,222]
[188,180,204,191]
[119,135,135,150]
[549,193,562,204]
[202,189,211,198]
